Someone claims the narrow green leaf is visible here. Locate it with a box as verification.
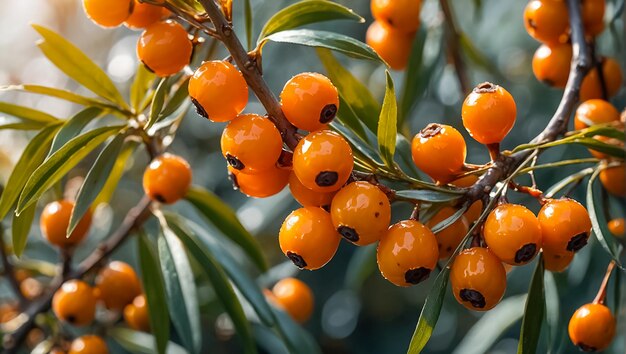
[108,327,186,354]
[271,306,322,354]
[1,84,122,113]
[399,29,427,124]
[544,167,595,198]
[16,125,125,214]
[12,203,36,257]
[431,206,468,233]
[517,256,545,354]
[94,141,138,206]
[49,107,103,156]
[32,24,128,108]
[244,0,253,50]
[344,244,377,291]
[185,185,267,271]
[146,78,169,130]
[394,134,423,179]
[332,122,384,167]
[252,323,289,354]
[0,122,47,131]
[159,77,190,119]
[131,64,156,113]
[544,271,560,353]
[0,102,60,124]
[68,133,126,236]
[395,190,461,203]
[335,94,368,142]
[258,0,363,40]
[138,231,170,354]
[377,71,397,169]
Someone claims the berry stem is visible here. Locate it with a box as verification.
[486,143,501,161]
[593,261,616,305]
[508,181,546,205]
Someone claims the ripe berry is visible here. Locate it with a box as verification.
[288,172,335,207]
[40,200,92,248]
[523,0,569,45]
[450,175,483,224]
[582,0,605,36]
[20,278,43,300]
[220,114,283,174]
[599,165,626,197]
[426,207,469,259]
[580,58,623,101]
[484,204,542,265]
[411,123,467,183]
[377,220,439,287]
[279,207,341,270]
[125,0,169,29]
[229,165,290,198]
[271,278,314,323]
[95,261,142,311]
[532,44,572,88]
[608,218,625,238]
[280,72,339,132]
[538,198,592,254]
[365,21,414,71]
[543,250,574,273]
[52,280,97,326]
[83,0,132,28]
[370,0,421,33]
[450,247,506,311]
[574,99,620,130]
[124,294,150,332]
[330,181,391,246]
[462,82,517,145]
[69,335,109,354]
[137,20,192,77]
[188,60,248,122]
[568,303,616,352]
[143,153,192,204]
[292,130,353,193]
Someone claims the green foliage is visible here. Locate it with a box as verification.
[517,257,545,354]
[377,71,398,169]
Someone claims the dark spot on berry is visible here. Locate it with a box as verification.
[66,315,77,324]
[567,232,588,252]
[379,201,383,206]
[419,123,443,138]
[154,194,167,203]
[191,97,209,119]
[527,18,537,30]
[437,243,442,250]
[446,246,452,252]
[459,289,486,309]
[286,252,307,269]
[514,243,537,263]
[577,343,597,352]
[315,171,338,187]
[474,82,498,94]
[338,226,359,242]
[322,204,331,212]
[374,212,380,218]
[319,104,337,124]
[404,267,431,285]
[226,154,245,170]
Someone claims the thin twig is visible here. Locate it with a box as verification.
[593,261,616,305]
[439,0,470,94]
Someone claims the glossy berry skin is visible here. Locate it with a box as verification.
[83,0,132,28]
[608,218,625,238]
[69,335,109,354]
[450,175,483,224]
[137,20,192,77]
[411,124,467,183]
[377,220,439,287]
[370,0,421,33]
[280,72,339,132]
[450,247,506,311]
[188,60,248,122]
[366,21,414,71]
[532,44,572,88]
[52,280,96,326]
[543,250,574,273]
[293,130,353,193]
[271,278,314,323]
[568,303,616,352]
[40,200,92,248]
[143,153,192,204]
[574,99,620,130]
[330,182,391,246]
[523,0,569,45]
[124,294,150,332]
[125,0,169,29]
[599,165,626,197]
[95,261,142,310]
[580,58,623,101]
[582,0,606,36]
[229,165,290,198]
[538,198,592,255]
[427,207,469,259]
[288,172,335,207]
[484,204,542,265]
[279,207,341,270]
[221,114,282,174]
[462,83,517,145]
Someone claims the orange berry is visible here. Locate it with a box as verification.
[0,303,19,323]
[411,123,467,183]
[220,114,283,174]
[426,207,469,259]
[124,294,150,332]
[484,204,542,265]
[543,250,574,272]
[52,280,97,326]
[95,261,142,311]
[574,99,620,130]
[523,0,569,45]
[568,303,616,352]
[538,198,592,254]
[462,82,517,145]
[229,165,290,198]
[365,21,414,70]
[143,153,192,204]
[580,58,624,101]
[370,0,421,33]
[450,247,506,311]
[125,0,169,29]
[279,207,341,270]
[288,172,335,207]
[83,0,132,28]
[330,181,391,246]
[450,175,483,224]
[608,218,625,238]
[69,335,109,354]
[188,60,248,122]
[137,20,192,77]
[599,164,626,197]
[377,220,439,287]
[271,278,314,323]
[581,0,605,32]
[40,200,92,248]
[280,72,339,132]
[292,130,353,193]
[20,277,43,300]
[532,44,572,88]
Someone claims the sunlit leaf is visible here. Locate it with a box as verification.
[108,327,185,354]
[0,102,60,124]
[244,0,253,49]
[159,77,190,119]
[49,107,104,156]
[517,256,545,354]
[93,141,138,205]
[395,189,461,203]
[12,203,36,257]
[544,271,560,353]
[131,64,157,113]
[146,78,169,130]
[431,206,467,233]
[377,71,398,169]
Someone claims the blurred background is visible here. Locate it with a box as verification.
[0,0,624,353]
